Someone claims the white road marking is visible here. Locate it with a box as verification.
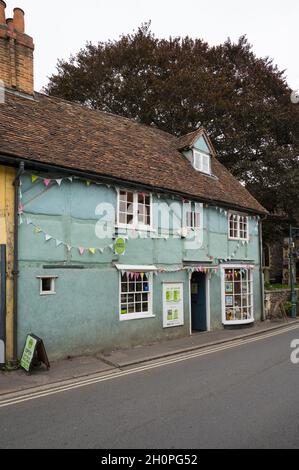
[0,323,298,409]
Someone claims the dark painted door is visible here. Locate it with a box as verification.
[191,272,207,331]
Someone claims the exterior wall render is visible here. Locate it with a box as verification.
[17,174,263,359]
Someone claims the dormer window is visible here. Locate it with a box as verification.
[193,150,211,175]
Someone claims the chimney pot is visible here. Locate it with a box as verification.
[0,0,6,25]
[13,7,25,33]
[6,18,14,32]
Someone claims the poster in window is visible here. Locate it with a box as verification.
[225,282,233,293]
[163,283,184,328]
[166,289,173,302]
[225,295,233,306]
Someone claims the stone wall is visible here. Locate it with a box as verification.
[264,288,299,318]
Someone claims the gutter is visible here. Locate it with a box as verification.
[12,161,25,365]
[0,151,267,217]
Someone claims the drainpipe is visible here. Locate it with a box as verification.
[0,244,6,368]
[12,161,24,365]
[259,216,266,321]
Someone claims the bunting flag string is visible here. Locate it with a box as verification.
[21,217,122,256]
[27,172,115,190]
[21,173,260,228]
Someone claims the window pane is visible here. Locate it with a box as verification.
[127,192,134,203]
[202,155,210,173]
[126,213,134,224]
[119,212,126,224]
[142,302,148,312]
[42,278,52,292]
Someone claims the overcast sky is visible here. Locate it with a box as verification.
[5,0,299,92]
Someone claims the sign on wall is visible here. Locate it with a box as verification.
[163,282,184,328]
[115,238,126,256]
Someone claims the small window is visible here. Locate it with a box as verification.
[38,276,57,295]
[193,150,210,175]
[228,213,248,240]
[185,203,201,230]
[118,190,152,229]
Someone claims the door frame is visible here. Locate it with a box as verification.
[189,271,211,334]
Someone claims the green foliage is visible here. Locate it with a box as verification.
[264,282,299,290]
[284,301,292,315]
[45,24,299,239]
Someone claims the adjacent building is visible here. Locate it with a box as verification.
[0,3,267,362]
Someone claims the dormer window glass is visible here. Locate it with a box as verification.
[193,150,210,175]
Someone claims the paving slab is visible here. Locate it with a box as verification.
[0,355,113,396]
[100,319,299,368]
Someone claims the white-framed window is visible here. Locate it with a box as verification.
[185,202,201,230]
[228,212,248,240]
[120,271,153,320]
[117,189,152,229]
[38,276,57,295]
[193,150,211,175]
[221,266,254,324]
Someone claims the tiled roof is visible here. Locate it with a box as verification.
[0,91,267,214]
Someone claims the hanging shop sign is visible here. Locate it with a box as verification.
[163,282,184,328]
[115,237,126,256]
[20,334,50,373]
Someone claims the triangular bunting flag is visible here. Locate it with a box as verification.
[78,247,85,256]
[56,240,63,247]
[19,216,23,225]
[45,234,52,241]
[26,218,32,225]
[44,179,51,187]
[68,177,73,182]
[89,248,96,255]
[31,175,39,183]
[34,227,42,234]
[56,179,63,186]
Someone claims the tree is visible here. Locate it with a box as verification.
[45,24,299,240]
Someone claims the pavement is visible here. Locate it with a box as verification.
[1,317,298,397]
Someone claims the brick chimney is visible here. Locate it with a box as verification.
[0,2,34,96]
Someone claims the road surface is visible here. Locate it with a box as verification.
[1,325,299,449]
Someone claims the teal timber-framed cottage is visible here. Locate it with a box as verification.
[0,5,267,361]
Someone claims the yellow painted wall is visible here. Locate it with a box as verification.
[0,165,15,362]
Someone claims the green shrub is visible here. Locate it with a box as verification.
[284,301,292,315]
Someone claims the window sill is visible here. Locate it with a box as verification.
[228,237,249,242]
[116,225,156,233]
[223,318,254,325]
[40,291,56,296]
[119,314,156,322]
